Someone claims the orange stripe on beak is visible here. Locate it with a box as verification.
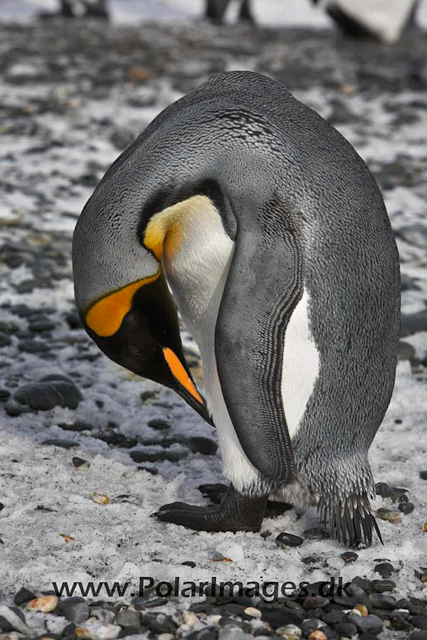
[163,347,204,405]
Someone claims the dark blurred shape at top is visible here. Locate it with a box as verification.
[40,0,109,20]
[205,0,254,25]
[312,0,419,44]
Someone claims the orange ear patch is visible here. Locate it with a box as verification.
[163,347,204,405]
[86,271,160,337]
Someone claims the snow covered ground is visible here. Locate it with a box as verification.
[0,9,426,640]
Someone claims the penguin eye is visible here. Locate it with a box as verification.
[127,343,143,356]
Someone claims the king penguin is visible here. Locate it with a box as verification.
[72,71,400,547]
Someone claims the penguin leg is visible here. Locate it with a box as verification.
[153,484,268,532]
[239,0,255,24]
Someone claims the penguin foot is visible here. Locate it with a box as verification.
[198,483,293,518]
[153,485,268,532]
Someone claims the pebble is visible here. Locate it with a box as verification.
[308,631,326,640]
[354,605,369,617]
[186,627,218,640]
[0,388,10,401]
[303,597,330,610]
[142,613,176,634]
[419,471,427,480]
[0,606,29,634]
[138,465,159,475]
[333,595,357,608]
[260,608,303,628]
[412,617,427,630]
[64,311,82,330]
[182,610,198,628]
[15,280,43,294]
[59,420,94,432]
[335,622,358,636]
[147,419,171,430]
[0,334,12,347]
[391,614,414,631]
[401,309,427,337]
[303,527,330,540]
[43,439,79,449]
[301,619,324,635]
[182,561,196,568]
[15,375,82,410]
[65,603,89,625]
[276,532,304,548]
[346,613,383,634]
[92,624,120,639]
[114,608,141,628]
[218,617,250,632]
[13,587,36,606]
[244,608,261,619]
[72,457,90,469]
[375,482,392,498]
[92,492,110,505]
[11,304,32,318]
[411,632,427,640]
[29,318,55,332]
[132,591,168,610]
[351,576,372,591]
[389,486,409,502]
[374,562,394,578]
[371,579,396,593]
[130,450,187,463]
[341,551,358,563]
[393,608,411,619]
[187,436,218,455]
[28,596,58,612]
[18,339,49,353]
[321,611,345,625]
[371,594,397,610]
[375,507,392,520]
[276,624,302,639]
[399,501,415,514]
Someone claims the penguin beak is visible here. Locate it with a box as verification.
[162,347,213,425]
[80,272,213,426]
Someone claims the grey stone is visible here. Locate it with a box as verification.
[412,617,427,630]
[15,374,82,410]
[64,602,90,625]
[346,613,383,634]
[0,334,12,347]
[187,436,218,455]
[276,532,304,548]
[115,608,141,628]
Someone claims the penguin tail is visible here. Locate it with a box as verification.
[318,493,383,548]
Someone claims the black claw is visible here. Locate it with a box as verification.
[322,493,382,548]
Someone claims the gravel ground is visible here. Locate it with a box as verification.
[0,16,427,640]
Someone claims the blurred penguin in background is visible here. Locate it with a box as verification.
[312,0,419,43]
[205,0,255,25]
[44,0,109,19]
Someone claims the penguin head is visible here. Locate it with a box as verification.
[72,193,211,424]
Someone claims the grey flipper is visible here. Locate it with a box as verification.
[215,215,303,485]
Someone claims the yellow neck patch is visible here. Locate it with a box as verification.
[144,194,212,260]
[86,271,160,337]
